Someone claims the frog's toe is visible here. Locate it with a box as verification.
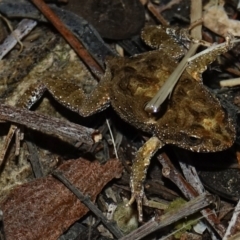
[126,192,144,222]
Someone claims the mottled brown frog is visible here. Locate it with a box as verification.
[23,25,236,221]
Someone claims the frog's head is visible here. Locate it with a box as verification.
[165,113,236,152]
[158,78,236,152]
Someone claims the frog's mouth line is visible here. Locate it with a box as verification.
[163,131,235,153]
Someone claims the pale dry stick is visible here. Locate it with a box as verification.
[0,125,17,166]
[223,200,240,240]
[14,127,24,156]
[178,161,205,194]
[0,18,37,59]
[177,157,216,237]
[106,119,119,159]
[145,0,203,113]
[220,77,240,87]
[0,14,23,55]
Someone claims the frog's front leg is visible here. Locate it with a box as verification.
[187,39,233,81]
[43,71,111,117]
[126,136,163,222]
[0,71,111,165]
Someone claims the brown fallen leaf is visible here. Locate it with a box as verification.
[62,0,145,39]
[203,5,240,37]
[0,158,123,240]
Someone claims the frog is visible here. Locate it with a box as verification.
[8,25,237,221]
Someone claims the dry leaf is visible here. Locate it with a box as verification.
[0,158,123,240]
[203,5,240,37]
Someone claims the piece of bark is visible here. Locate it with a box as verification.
[0,158,123,240]
[0,104,100,146]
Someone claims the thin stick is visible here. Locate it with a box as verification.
[52,170,124,239]
[220,77,240,87]
[26,139,44,178]
[106,119,119,159]
[190,0,202,40]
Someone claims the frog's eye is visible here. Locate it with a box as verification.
[186,135,203,146]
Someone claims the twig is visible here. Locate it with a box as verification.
[158,153,226,237]
[106,119,119,159]
[26,139,44,178]
[147,1,169,26]
[0,125,17,166]
[52,170,124,239]
[178,160,205,195]
[177,153,215,238]
[0,18,37,60]
[223,199,240,239]
[120,193,215,240]
[0,104,100,146]
[220,77,240,87]
[30,0,104,78]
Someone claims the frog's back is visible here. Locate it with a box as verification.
[109,50,235,152]
[109,50,174,130]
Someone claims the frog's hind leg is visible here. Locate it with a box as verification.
[127,136,163,222]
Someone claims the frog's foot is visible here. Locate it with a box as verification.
[186,36,235,82]
[126,190,148,222]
